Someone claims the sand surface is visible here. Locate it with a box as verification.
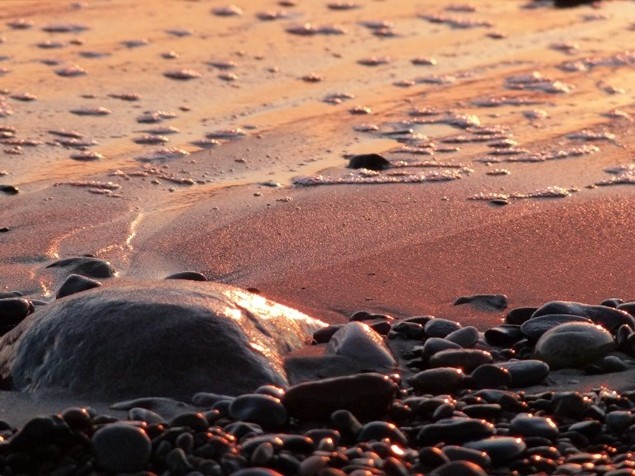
[1,0,635,420]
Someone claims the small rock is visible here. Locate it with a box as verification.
[424,318,462,338]
[534,322,615,369]
[520,314,592,341]
[0,297,34,328]
[442,445,491,468]
[229,394,287,428]
[531,301,635,333]
[505,307,537,325]
[430,460,488,476]
[418,417,495,445]
[428,349,493,372]
[164,271,208,281]
[464,437,526,465]
[326,321,396,368]
[484,325,523,347]
[46,256,115,278]
[56,274,101,298]
[470,364,512,389]
[454,294,508,311]
[347,153,390,171]
[445,326,479,348]
[410,368,465,394]
[602,355,628,372]
[92,423,152,473]
[494,360,550,387]
[421,337,462,359]
[510,415,558,439]
[0,185,19,195]
[357,421,408,445]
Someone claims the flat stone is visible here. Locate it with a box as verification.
[410,368,465,394]
[421,337,462,359]
[453,294,508,311]
[418,417,495,445]
[428,349,493,372]
[424,318,462,338]
[510,415,558,439]
[357,421,408,445]
[505,307,537,325]
[445,326,479,348]
[534,322,615,369]
[430,461,488,476]
[493,360,550,387]
[470,364,512,389]
[283,372,398,421]
[532,301,635,333]
[326,321,395,368]
[164,271,207,281]
[442,445,491,468]
[0,280,325,398]
[520,314,592,341]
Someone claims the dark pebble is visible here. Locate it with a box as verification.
[357,421,408,445]
[445,326,479,348]
[191,392,235,407]
[601,298,624,308]
[330,409,362,437]
[510,415,559,439]
[164,271,208,281]
[0,185,19,195]
[313,324,343,343]
[429,349,493,372]
[410,367,465,394]
[531,300,635,333]
[464,436,526,465]
[56,273,101,298]
[0,297,34,327]
[46,256,115,278]
[418,417,495,445]
[421,337,462,359]
[169,412,209,432]
[60,407,92,433]
[347,153,390,170]
[520,314,592,340]
[470,364,512,389]
[391,321,425,339]
[442,445,492,468]
[484,324,523,347]
[453,294,508,311]
[505,307,537,325]
[283,372,398,421]
[92,423,151,473]
[418,446,450,468]
[424,318,462,338]
[494,360,550,387]
[430,460,488,476]
[230,394,287,428]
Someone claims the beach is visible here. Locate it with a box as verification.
[0,0,635,473]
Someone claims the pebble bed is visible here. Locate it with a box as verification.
[1,283,635,475]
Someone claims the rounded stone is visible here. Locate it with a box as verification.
[169,412,209,431]
[531,301,635,333]
[505,307,537,325]
[46,256,116,278]
[283,372,398,421]
[484,325,523,347]
[0,298,33,328]
[357,421,408,445]
[445,326,479,348]
[230,394,287,428]
[421,337,462,359]
[470,364,512,389]
[430,461,487,476]
[56,274,101,299]
[424,318,462,338]
[603,355,628,372]
[428,349,493,372]
[2,280,325,398]
[520,314,591,341]
[410,368,465,394]
[442,445,491,468]
[493,360,550,387]
[92,423,151,473]
[164,271,208,281]
[326,321,396,368]
[534,322,615,369]
[348,153,390,170]
[418,417,495,445]
[510,415,558,439]
[464,436,526,465]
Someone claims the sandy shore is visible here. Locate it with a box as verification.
[0,0,634,424]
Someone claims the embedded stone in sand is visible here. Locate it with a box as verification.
[0,280,325,398]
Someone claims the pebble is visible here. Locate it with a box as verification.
[532,301,635,332]
[418,417,495,445]
[470,364,512,389]
[424,318,462,338]
[534,322,615,369]
[165,271,208,281]
[46,256,116,278]
[453,294,508,311]
[428,348,493,372]
[520,314,592,340]
[229,394,287,428]
[493,360,550,387]
[56,273,102,298]
[444,326,479,348]
[484,324,523,347]
[442,445,491,468]
[421,337,462,358]
[464,436,526,465]
[92,423,152,473]
[509,415,559,439]
[164,69,202,80]
[0,297,33,327]
[347,153,390,170]
[326,321,396,368]
[410,367,465,394]
[356,421,408,445]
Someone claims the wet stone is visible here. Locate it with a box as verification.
[428,349,493,372]
[442,445,491,468]
[520,314,592,341]
[410,368,465,394]
[326,321,396,368]
[505,307,537,325]
[445,326,479,348]
[510,415,558,439]
[464,437,526,465]
[534,322,615,369]
[56,274,101,298]
[46,256,115,278]
[494,360,550,387]
[229,394,287,428]
[430,460,488,476]
[92,423,152,473]
[164,271,207,281]
[484,325,523,347]
[0,185,19,195]
[602,355,628,372]
[470,364,512,389]
[418,417,495,445]
[424,318,462,338]
[531,301,635,333]
[347,153,390,171]
[421,337,462,359]
[357,421,408,445]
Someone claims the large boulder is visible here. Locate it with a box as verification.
[0,280,326,399]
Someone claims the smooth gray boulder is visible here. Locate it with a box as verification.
[0,280,325,398]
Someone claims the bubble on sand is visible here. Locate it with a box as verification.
[604,109,631,120]
[143,126,180,135]
[349,106,372,115]
[109,92,140,101]
[567,130,616,142]
[486,169,511,176]
[56,180,120,190]
[358,56,391,66]
[136,147,190,163]
[472,96,543,107]
[323,92,355,104]
[470,186,577,201]
[411,57,437,66]
[294,169,463,186]
[550,41,579,54]
[70,106,111,116]
[416,74,457,85]
[42,23,88,33]
[286,23,346,36]
[206,128,247,139]
[301,73,322,83]
[37,39,66,49]
[327,2,360,10]
[134,135,169,145]
[121,38,149,48]
[476,144,599,164]
[161,51,179,59]
[212,5,243,17]
[70,150,103,161]
[446,3,478,12]
[79,50,111,59]
[137,111,177,124]
[55,137,98,148]
[420,13,493,29]
[505,72,573,94]
[191,138,221,148]
[596,164,635,186]
[208,60,238,70]
[256,10,288,20]
[0,99,14,117]
[55,65,87,77]
[9,92,36,102]
[49,129,83,139]
[166,28,193,37]
[164,69,202,80]
[353,123,379,132]
[7,19,34,30]
[218,72,238,82]
[523,109,549,120]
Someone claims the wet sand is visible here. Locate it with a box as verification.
[0,0,635,421]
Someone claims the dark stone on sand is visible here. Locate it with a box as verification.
[410,368,465,394]
[1,280,323,398]
[551,392,590,419]
[129,407,165,425]
[230,394,287,428]
[453,294,508,311]
[192,391,235,407]
[61,407,92,432]
[55,273,101,298]
[445,326,479,348]
[461,403,501,420]
[164,271,208,281]
[0,185,19,195]
[602,355,628,372]
[330,409,362,437]
[494,360,550,387]
[505,307,537,325]
[283,372,398,421]
[554,0,596,8]
[232,469,284,476]
[534,322,615,369]
[464,436,526,465]
[357,421,408,445]
[510,415,558,439]
[531,301,635,333]
[443,445,491,468]
[520,314,592,341]
[424,318,462,338]
[418,446,450,468]
[347,153,390,170]
[418,417,495,445]
[92,423,152,473]
[0,298,33,327]
[46,256,116,278]
[430,460,488,476]
[428,349,493,372]
[484,325,523,347]
[470,364,512,389]
[421,337,462,359]
[0,227,9,232]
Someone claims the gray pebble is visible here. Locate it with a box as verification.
[92,423,152,473]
